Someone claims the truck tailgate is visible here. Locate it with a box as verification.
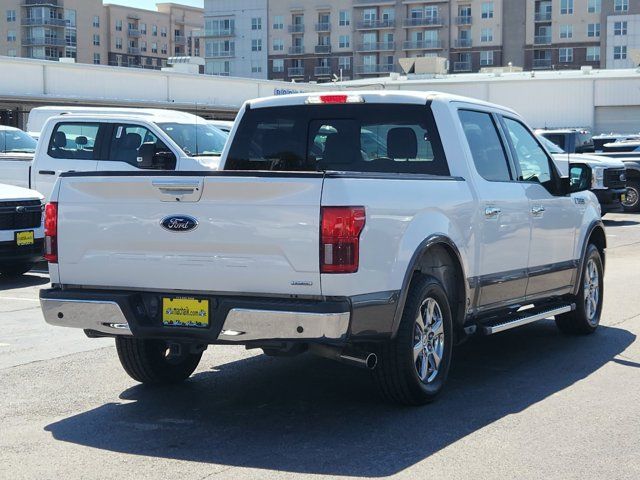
[56,173,324,296]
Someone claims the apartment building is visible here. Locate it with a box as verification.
[0,1,203,69]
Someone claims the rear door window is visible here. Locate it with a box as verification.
[47,123,101,160]
[106,123,174,169]
[225,104,448,175]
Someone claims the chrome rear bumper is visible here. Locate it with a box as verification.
[41,298,133,336]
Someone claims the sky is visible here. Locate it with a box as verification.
[107,0,204,9]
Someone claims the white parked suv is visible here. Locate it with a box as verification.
[0,183,44,277]
[40,92,605,405]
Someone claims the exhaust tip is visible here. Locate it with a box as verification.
[365,353,377,370]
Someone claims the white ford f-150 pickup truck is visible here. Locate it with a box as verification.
[41,92,605,405]
[1,108,228,201]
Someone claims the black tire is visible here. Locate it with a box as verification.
[374,275,454,405]
[0,263,34,277]
[115,337,202,384]
[622,180,640,213]
[555,244,603,335]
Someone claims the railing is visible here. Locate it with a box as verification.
[127,47,140,55]
[356,19,395,29]
[174,35,187,45]
[357,42,395,52]
[288,67,305,76]
[22,0,62,7]
[315,45,331,54]
[207,50,235,58]
[289,45,305,54]
[454,38,472,48]
[21,17,66,27]
[314,66,332,76]
[403,40,442,50]
[288,24,305,33]
[534,35,552,45]
[455,16,472,25]
[453,61,472,72]
[23,36,65,46]
[272,66,284,73]
[534,12,552,22]
[355,64,395,74]
[403,17,442,27]
[315,23,331,32]
[533,58,552,68]
[28,54,62,61]
[128,28,140,37]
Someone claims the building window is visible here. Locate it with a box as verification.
[141,41,147,52]
[481,28,493,42]
[140,23,147,35]
[7,30,16,42]
[481,2,494,19]
[586,46,600,62]
[560,0,573,14]
[613,45,627,60]
[339,10,350,26]
[614,21,627,36]
[559,47,573,62]
[272,58,284,73]
[273,38,283,51]
[92,15,100,28]
[480,50,494,66]
[273,15,284,30]
[588,0,601,13]
[6,10,16,22]
[7,48,17,57]
[152,25,158,36]
[339,56,351,70]
[251,39,262,51]
[587,23,600,37]
[251,17,262,30]
[251,61,262,73]
[93,34,100,46]
[614,0,629,12]
[339,34,350,48]
[560,24,573,38]
[161,44,167,54]
[93,53,101,64]
[161,27,167,37]
[151,42,158,54]
[116,20,122,31]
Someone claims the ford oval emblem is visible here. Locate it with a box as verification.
[160,215,199,232]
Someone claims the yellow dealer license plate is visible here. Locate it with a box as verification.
[16,230,34,246]
[162,297,209,328]
[621,193,626,203]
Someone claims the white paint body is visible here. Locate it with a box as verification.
[48,92,601,309]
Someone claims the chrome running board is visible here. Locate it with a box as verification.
[481,303,575,335]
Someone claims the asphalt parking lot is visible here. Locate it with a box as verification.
[1,212,639,480]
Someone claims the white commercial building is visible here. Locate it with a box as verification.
[606,14,640,69]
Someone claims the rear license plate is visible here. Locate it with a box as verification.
[621,193,626,203]
[16,230,34,246]
[162,297,209,328]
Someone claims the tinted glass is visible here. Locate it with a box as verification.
[0,129,37,154]
[504,118,553,185]
[458,110,511,181]
[541,133,565,150]
[225,104,448,174]
[537,134,565,154]
[158,123,227,156]
[107,124,173,169]
[48,123,100,160]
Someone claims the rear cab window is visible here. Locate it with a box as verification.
[225,103,449,175]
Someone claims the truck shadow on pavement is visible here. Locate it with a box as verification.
[45,321,634,477]
[0,273,49,291]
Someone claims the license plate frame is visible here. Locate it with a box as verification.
[15,230,35,247]
[162,296,210,328]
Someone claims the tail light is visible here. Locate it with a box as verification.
[320,206,366,274]
[306,94,365,104]
[44,202,58,263]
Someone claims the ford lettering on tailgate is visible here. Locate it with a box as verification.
[161,215,198,232]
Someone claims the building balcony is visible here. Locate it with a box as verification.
[533,58,552,68]
[455,16,472,25]
[21,17,66,27]
[355,64,395,74]
[289,45,305,55]
[356,41,395,52]
[288,67,305,76]
[402,40,442,50]
[23,36,65,46]
[403,17,443,28]
[207,50,235,58]
[314,66,332,76]
[356,19,395,30]
[128,28,141,38]
[174,35,187,45]
[534,35,552,45]
[315,45,331,54]
[316,23,331,32]
[454,38,472,48]
[534,12,552,22]
[205,28,234,37]
[453,61,472,72]
[127,47,140,55]
[22,0,62,7]
[288,24,305,33]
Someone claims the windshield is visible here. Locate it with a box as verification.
[0,129,38,154]
[157,123,227,156]
[537,134,565,154]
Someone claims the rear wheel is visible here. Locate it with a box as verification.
[374,275,454,405]
[0,263,34,277]
[622,180,640,213]
[555,244,603,335]
[115,337,203,384]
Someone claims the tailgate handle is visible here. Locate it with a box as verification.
[152,180,200,192]
[39,170,56,175]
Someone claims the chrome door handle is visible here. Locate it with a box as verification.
[485,207,501,218]
[531,205,545,215]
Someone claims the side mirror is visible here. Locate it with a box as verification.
[136,143,176,170]
[565,163,592,194]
